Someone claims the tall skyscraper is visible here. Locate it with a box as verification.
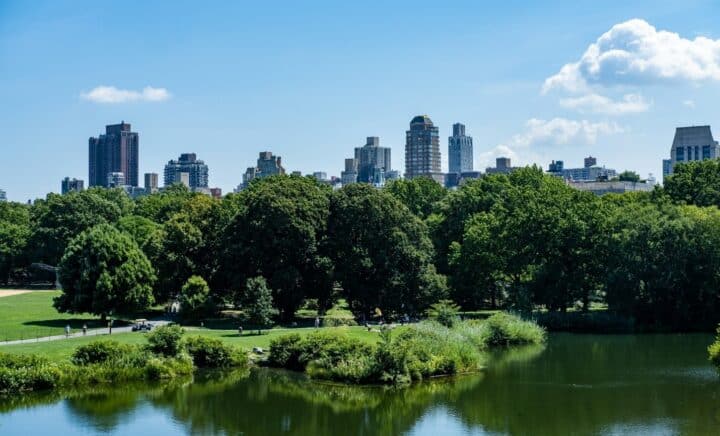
[88,121,139,187]
[341,158,358,185]
[584,156,597,168]
[0,189,6,202]
[61,177,84,194]
[144,173,159,193]
[354,137,392,184]
[405,115,442,183]
[448,123,473,174]
[107,172,126,188]
[668,126,720,174]
[239,152,286,190]
[164,153,209,189]
[662,159,672,179]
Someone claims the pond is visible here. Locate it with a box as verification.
[1,334,718,435]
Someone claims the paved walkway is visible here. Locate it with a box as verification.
[0,320,171,346]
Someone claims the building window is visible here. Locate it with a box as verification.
[703,145,711,160]
[676,147,684,161]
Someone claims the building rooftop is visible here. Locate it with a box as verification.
[410,115,434,126]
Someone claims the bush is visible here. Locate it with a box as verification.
[268,333,303,369]
[0,352,62,394]
[147,324,184,356]
[426,299,461,327]
[322,317,358,327]
[71,340,136,365]
[184,336,247,368]
[478,312,546,346]
[179,275,211,319]
[144,355,194,380]
[709,326,720,369]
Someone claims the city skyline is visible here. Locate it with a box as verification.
[2,1,720,201]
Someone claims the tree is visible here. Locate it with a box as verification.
[55,223,155,319]
[386,177,447,219]
[29,191,124,265]
[328,184,447,317]
[617,170,641,182]
[179,275,211,318]
[134,184,195,223]
[664,159,720,207]
[220,175,333,320]
[242,276,277,334]
[0,202,31,284]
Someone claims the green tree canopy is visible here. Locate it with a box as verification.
[0,202,31,283]
[617,170,641,182]
[328,183,447,317]
[220,175,333,319]
[179,275,211,317]
[241,276,277,334]
[664,159,720,207]
[56,223,156,319]
[385,177,447,219]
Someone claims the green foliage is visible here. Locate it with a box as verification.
[0,202,31,283]
[617,170,641,182]
[220,176,333,319]
[708,326,720,369]
[385,177,447,219]
[664,159,720,207]
[71,340,137,366]
[426,299,461,327]
[179,275,211,318]
[477,312,546,346]
[146,324,185,357]
[55,223,156,318]
[328,183,447,317]
[322,317,358,327]
[240,276,278,333]
[184,336,247,368]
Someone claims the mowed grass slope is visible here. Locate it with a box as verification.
[1,326,381,361]
[0,291,104,341]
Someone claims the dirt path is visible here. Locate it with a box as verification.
[0,290,31,298]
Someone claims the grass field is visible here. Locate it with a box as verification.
[0,325,381,361]
[0,291,106,341]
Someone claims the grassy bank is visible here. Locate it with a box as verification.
[267,312,546,385]
[0,291,108,341]
[0,325,246,396]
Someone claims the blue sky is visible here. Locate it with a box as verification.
[2,0,720,201]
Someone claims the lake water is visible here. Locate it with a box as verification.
[1,334,719,435]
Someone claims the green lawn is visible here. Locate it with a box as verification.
[0,291,106,341]
[0,325,382,361]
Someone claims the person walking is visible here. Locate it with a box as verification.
[314,317,320,329]
[65,324,70,338]
[108,319,113,335]
[82,323,87,336]
[238,325,243,336]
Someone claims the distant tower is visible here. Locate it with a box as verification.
[448,123,473,174]
[144,173,159,193]
[584,156,597,168]
[89,121,139,187]
[164,153,209,189]
[354,137,392,184]
[669,126,720,174]
[61,177,84,194]
[405,115,443,183]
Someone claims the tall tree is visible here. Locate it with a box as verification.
[241,276,277,334]
[220,175,333,319]
[664,159,720,207]
[56,223,155,319]
[328,183,447,317]
[0,202,31,283]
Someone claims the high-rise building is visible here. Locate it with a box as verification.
[548,160,564,174]
[662,159,672,179]
[448,123,473,174]
[313,172,328,182]
[0,189,6,202]
[61,177,84,194]
[405,115,443,183]
[107,172,126,188]
[584,156,597,168]
[354,137,392,184]
[341,158,358,186]
[88,121,139,187]
[257,151,285,177]
[144,173,159,194]
[164,153,209,189]
[486,157,518,175]
[210,188,222,199]
[668,126,720,174]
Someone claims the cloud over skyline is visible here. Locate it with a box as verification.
[543,19,720,94]
[80,86,171,103]
[559,93,651,114]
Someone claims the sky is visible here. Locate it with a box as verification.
[2,0,720,201]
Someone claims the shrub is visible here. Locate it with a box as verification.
[268,333,303,369]
[179,275,211,319]
[147,324,184,356]
[709,326,720,369]
[184,336,247,368]
[71,340,136,365]
[478,312,546,346]
[0,352,62,394]
[0,353,49,369]
[322,317,358,327]
[144,355,194,380]
[426,299,461,328]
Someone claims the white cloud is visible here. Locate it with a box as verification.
[480,118,623,169]
[543,19,720,93]
[559,93,651,114]
[80,86,171,103]
[683,99,696,108]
